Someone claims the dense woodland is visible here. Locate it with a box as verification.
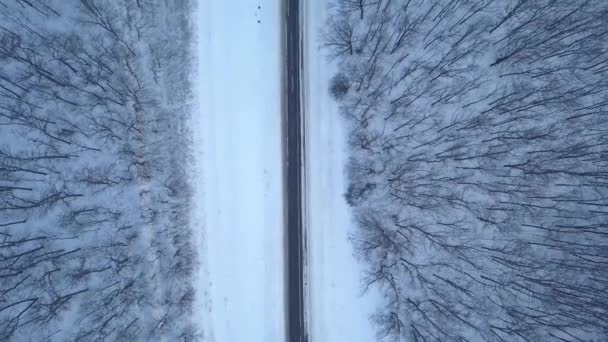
[0,0,197,340]
[325,0,608,341]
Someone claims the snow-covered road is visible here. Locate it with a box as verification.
[192,1,286,341]
[191,0,378,340]
[304,1,380,341]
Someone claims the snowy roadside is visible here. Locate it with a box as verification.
[303,1,380,341]
[193,1,286,341]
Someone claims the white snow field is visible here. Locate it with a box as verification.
[304,1,380,341]
[192,1,286,341]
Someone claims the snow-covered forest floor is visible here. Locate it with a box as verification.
[5,0,607,341]
[0,1,198,340]
[324,0,608,341]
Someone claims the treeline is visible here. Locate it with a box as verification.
[0,0,198,340]
[325,0,608,341]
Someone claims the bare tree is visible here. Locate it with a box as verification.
[326,0,608,340]
[0,0,198,340]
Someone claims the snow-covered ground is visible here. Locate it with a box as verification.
[192,1,286,341]
[304,1,380,341]
[190,0,377,340]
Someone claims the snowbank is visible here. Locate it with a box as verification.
[193,1,286,341]
[304,1,380,341]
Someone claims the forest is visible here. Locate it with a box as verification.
[325,0,608,341]
[0,0,197,340]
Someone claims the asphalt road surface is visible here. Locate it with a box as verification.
[284,0,307,341]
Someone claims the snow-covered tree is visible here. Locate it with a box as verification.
[0,1,199,340]
[326,0,608,340]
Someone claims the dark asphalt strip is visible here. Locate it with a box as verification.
[285,0,306,341]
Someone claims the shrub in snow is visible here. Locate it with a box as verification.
[329,72,351,100]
